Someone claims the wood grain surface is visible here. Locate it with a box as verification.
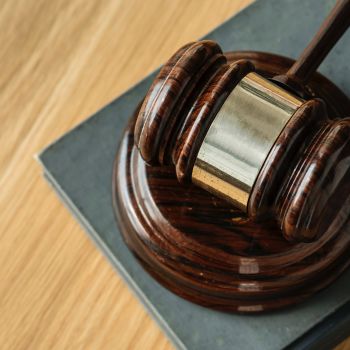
[0,0,349,349]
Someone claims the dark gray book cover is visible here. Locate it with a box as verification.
[38,1,350,349]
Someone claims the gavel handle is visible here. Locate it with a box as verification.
[287,0,350,84]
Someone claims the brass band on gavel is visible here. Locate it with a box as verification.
[192,72,304,210]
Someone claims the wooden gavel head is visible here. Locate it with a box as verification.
[134,40,350,243]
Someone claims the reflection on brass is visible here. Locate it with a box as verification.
[192,72,303,211]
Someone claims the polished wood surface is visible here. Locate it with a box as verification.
[133,36,350,242]
[114,52,350,312]
[1,0,350,348]
[134,41,253,181]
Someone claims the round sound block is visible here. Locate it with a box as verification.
[112,52,350,313]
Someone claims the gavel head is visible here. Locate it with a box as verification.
[134,40,350,243]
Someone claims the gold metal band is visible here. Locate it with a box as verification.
[192,72,303,210]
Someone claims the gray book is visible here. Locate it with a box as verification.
[38,1,350,349]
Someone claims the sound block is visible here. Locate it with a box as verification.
[113,52,350,313]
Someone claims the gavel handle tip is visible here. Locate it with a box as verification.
[286,0,350,84]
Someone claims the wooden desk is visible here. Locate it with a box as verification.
[0,0,348,349]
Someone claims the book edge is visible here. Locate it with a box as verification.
[39,164,186,350]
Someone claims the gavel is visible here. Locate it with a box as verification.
[134,0,350,243]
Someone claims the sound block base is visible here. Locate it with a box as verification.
[112,52,350,313]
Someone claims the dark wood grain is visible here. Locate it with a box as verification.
[172,59,253,183]
[277,118,350,242]
[113,52,350,313]
[134,40,254,182]
[248,98,329,220]
[236,55,350,242]
[134,40,225,165]
[134,42,350,242]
